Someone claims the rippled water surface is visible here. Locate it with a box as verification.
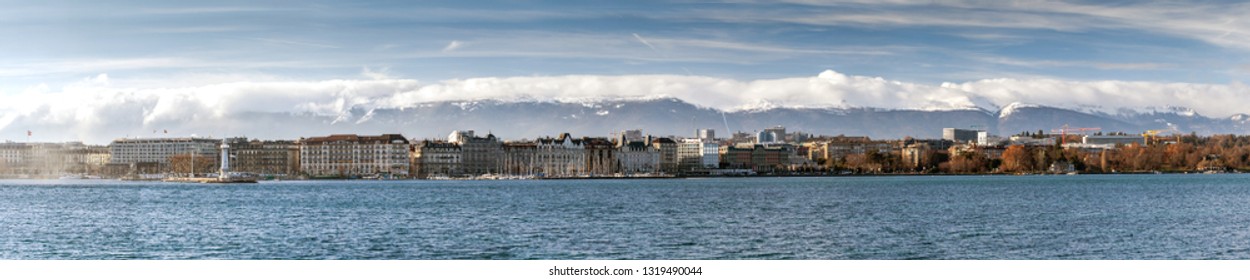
[3,174,1250,259]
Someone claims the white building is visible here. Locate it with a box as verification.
[0,142,28,166]
[298,134,410,178]
[1083,135,1145,146]
[109,138,220,167]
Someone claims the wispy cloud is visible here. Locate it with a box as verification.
[442,40,464,52]
[973,56,1169,71]
[632,33,658,51]
[137,26,254,34]
[252,38,341,49]
[697,1,1250,52]
[137,6,281,15]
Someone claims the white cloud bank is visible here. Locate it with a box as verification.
[2,69,1247,142]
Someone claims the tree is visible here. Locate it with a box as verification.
[941,151,989,174]
[1001,145,1034,173]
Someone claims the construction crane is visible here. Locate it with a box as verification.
[1143,128,1181,145]
[1050,125,1101,146]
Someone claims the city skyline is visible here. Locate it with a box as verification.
[3,1,1250,144]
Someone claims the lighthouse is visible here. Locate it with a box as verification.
[219,139,231,179]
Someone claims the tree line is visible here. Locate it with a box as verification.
[823,134,1250,174]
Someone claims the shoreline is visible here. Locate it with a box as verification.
[3,170,1240,182]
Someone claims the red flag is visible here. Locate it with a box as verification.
[26,130,31,137]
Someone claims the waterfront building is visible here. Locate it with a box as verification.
[583,137,618,176]
[449,130,502,176]
[298,134,409,178]
[943,128,980,144]
[0,142,114,177]
[51,143,111,176]
[0,142,30,176]
[535,133,586,177]
[949,144,1006,160]
[700,141,721,169]
[901,142,933,170]
[501,141,537,176]
[616,135,659,175]
[802,136,897,164]
[677,138,719,171]
[227,138,300,178]
[109,138,220,173]
[651,137,678,174]
[720,143,794,173]
[721,143,754,170]
[411,140,462,178]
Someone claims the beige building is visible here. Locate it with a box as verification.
[228,138,300,178]
[411,140,462,178]
[802,136,897,164]
[299,134,410,178]
[0,142,111,177]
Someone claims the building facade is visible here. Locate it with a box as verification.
[501,142,537,176]
[943,128,980,144]
[583,137,618,176]
[411,140,462,178]
[228,138,300,178]
[299,134,409,178]
[449,130,502,176]
[535,133,586,177]
[109,138,220,169]
[651,138,678,174]
[803,136,897,165]
[616,135,659,174]
[721,143,793,173]
[677,139,719,171]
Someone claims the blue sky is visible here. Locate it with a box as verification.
[3,0,1248,89]
[4,1,1250,143]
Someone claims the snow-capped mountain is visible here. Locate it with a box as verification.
[249,99,1250,141]
[10,98,1250,144]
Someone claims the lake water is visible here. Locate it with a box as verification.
[2,174,1249,259]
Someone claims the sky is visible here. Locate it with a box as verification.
[2,0,1250,143]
